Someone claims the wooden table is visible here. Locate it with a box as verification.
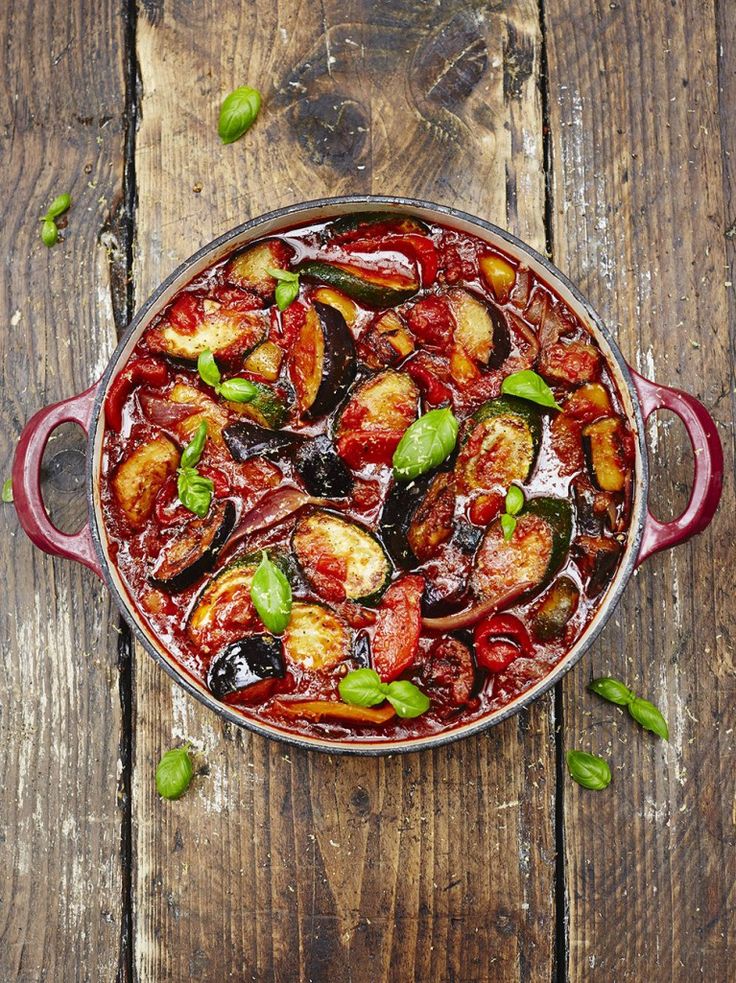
[1,1,734,979]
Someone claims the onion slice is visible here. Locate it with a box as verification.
[421,581,534,632]
[139,391,198,428]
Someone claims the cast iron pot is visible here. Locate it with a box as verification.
[11,196,724,754]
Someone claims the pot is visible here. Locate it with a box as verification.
[11,196,724,754]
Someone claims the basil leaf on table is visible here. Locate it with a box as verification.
[565,750,612,790]
[588,676,635,706]
[41,219,59,248]
[2,478,12,504]
[218,86,262,144]
[250,551,292,634]
[393,407,459,482]
[338,668,386,707]
[628,697,669,740]
[383,679,430,718]
[197,349,222,388]
[501,369,561,410]
[267,267,300,311]
[156,745,194,800]
[179,421,207,470]
[45,193,71,219]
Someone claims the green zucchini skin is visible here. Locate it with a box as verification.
[292,510,393,605]
[457,396,543,491]
[324,211,430,240]
[531,576,580,641]
[297,260,419,309]
[522,497,573,582]
[469,396,543,448]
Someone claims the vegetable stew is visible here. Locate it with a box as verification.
[100,212,635,743]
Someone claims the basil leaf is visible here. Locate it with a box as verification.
[266,267,299,284]
[392,407,459,482]
[588,676,634,706]
[500,513,516,541]
[45,193,71,220]
[505,485,524,516]
[41,219,58,248]
[274,278,300,312]
[2,478,12,504]
[197,349,221,388]
[217,377,258,403]
[177,468,213,517]
[565,750,611,790]
[250,551,292,634]
[501,369,561,410]
[338,668,387,707]
[156,745,194,800]
[628,697,669,740]
[385,680,430,719]
[180,421,207,470]
[218,86,262,144]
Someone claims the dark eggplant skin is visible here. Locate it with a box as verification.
[223,420,304,462]
[379,473,434,569]
[305,302,357,419]
[294,435,354,498]
[149,500,237,592]
[487,302,512,369]
[207,635,285,700]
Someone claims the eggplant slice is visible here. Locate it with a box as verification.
[289,302,356,419]
[294,435,354,498]
[223,420,304,462]
[207,634,285,700]
[150,500,237,592]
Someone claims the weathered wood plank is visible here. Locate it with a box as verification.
[132,2,556,980]
[546,0,736,978]
[0,1,130,979]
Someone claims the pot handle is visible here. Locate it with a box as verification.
[11,382,103,578]
[631,369,723,566]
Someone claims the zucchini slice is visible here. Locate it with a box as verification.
[471,496,572,603]
[583,416,632,493]
[292,510,392,604]
[288,302,356,419]
[230,384,290,430]
[283,602,351,670]
[207,635,285,702]
[297,260,419,309]
[224,239,294,300]
[187,554,263,655]
[112,436,179,529]
[531,576,580,641]
[324,211,430,240]
[335,369,419,470]
[456,396,541,493]
[150,500,237,592]
[147,300,267,363]
[447,288,510,368]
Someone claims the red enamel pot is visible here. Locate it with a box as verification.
[10,197,724,754]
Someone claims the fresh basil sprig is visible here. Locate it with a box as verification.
[2,478,12,504]
[393,407,458,482]
[339,667,430,719]
[40,193,71,248]
[156,744,194,800]
[197,348,263,404]
[218,86,262,144]
[266,267,300,311]
[501,369,560,410]
[250,551,292,634]
[500,483,524,541]
[177,421,214,517]
[589,676,669,739]
[566,750,612,790]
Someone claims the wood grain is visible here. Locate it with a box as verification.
[545,0,736,978]
[0,1,129,979]
[131,2,556,980]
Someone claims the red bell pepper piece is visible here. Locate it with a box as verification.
[105,357,170,431]
[341,233,439,286]
[473,613,534,673]
[371,574,425,682]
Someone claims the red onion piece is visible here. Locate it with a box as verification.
[421,581,534,632]
[139,391,198,428]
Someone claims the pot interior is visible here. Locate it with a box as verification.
[89,196,647,754]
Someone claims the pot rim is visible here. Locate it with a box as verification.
[86,194,648,755]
